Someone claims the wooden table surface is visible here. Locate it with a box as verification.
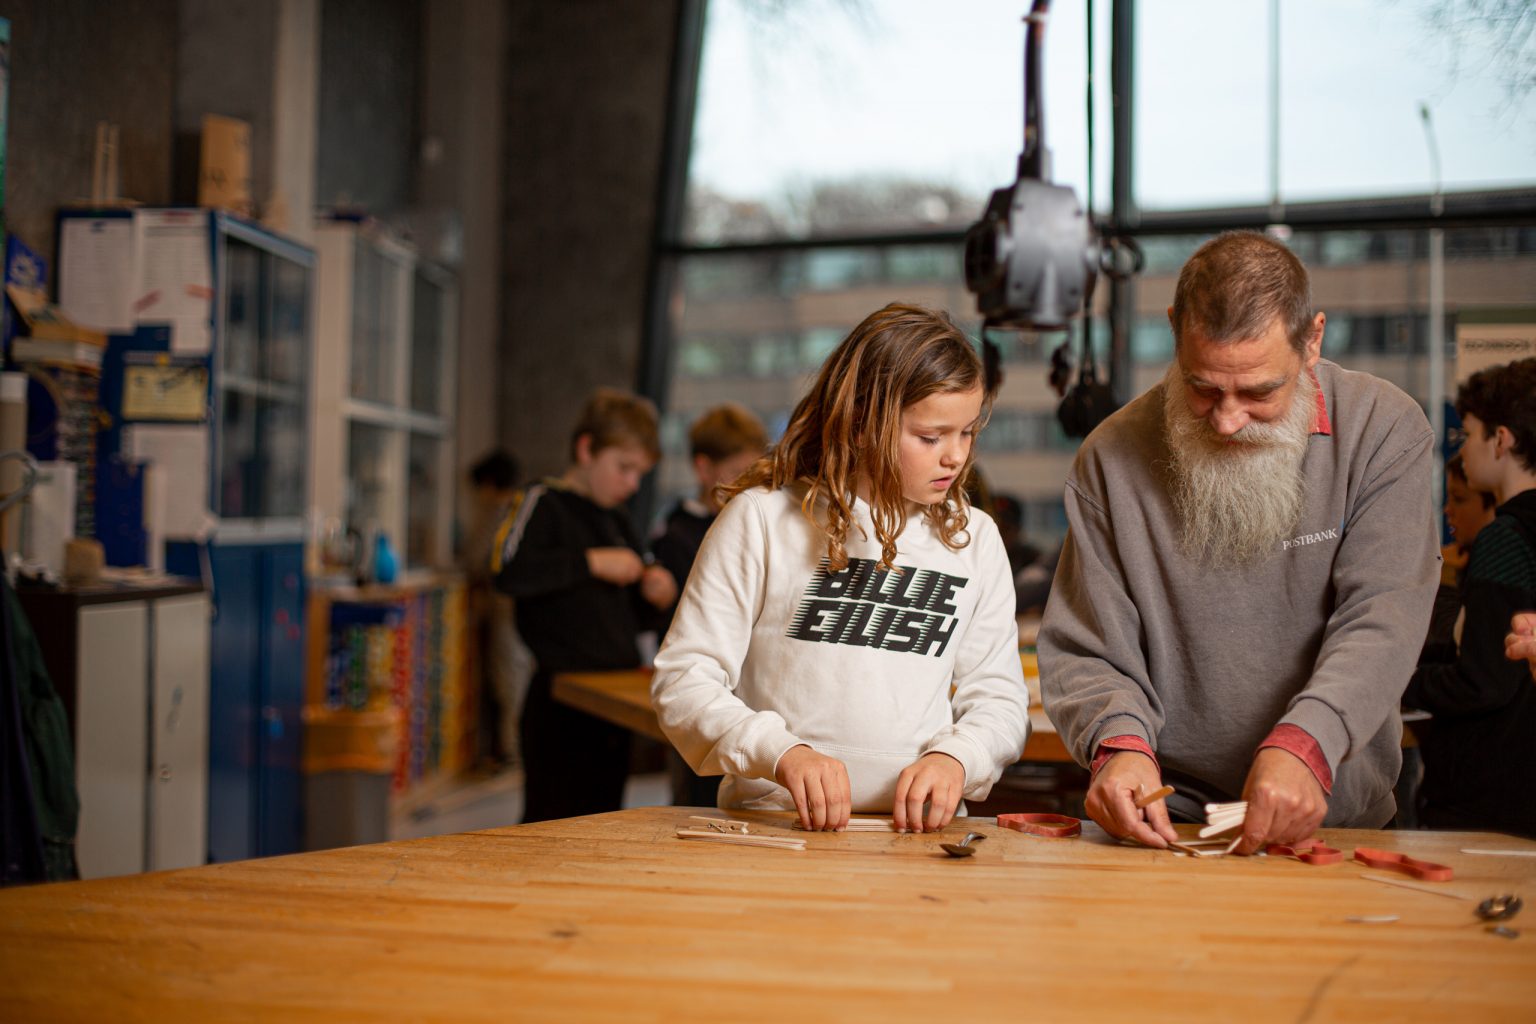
[553,668,1071,763]
[2,807,1532,1022]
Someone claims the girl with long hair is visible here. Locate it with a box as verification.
[650,303,1030,832]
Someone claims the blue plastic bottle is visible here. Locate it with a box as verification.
[373,531,399,584]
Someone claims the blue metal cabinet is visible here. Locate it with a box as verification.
[169,539,307,861]
[258,544,306,856]
[205,543,261,863]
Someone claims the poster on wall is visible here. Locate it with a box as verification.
[1455,316,1536,384]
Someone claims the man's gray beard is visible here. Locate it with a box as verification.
[1162,363,1315,568]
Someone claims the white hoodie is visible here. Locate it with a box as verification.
[651,486,1031,812]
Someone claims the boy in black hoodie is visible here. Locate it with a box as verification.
[1405,357,1536,837]
[493,389,678,822]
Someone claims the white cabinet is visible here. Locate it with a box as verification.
[21,585,211,878]
[74,603,149,879]
[148,594,211,872]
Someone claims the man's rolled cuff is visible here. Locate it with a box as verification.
[1257,723,1333,795]
[1090,735,1158,778]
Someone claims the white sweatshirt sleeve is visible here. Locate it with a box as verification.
[922,517,1032,797]
[650,492,805,782]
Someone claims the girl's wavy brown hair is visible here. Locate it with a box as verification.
[722,303,988,571]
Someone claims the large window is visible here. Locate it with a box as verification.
[684,0,1112,244]
[652,0,1536,550]
[1136,1,1536,211]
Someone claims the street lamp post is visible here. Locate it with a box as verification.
[1420,101,1445,499]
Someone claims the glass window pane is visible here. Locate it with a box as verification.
[222,241,261,379]
[260,398,307,518]
[1125,227,1536,409]
[218,390,257,519]
[1135,0,1536,211]
[350,240,400,404]
[410,270,445,415]
[267,256,309,386]
[347,421,398,536]
[685,0,1112,244]
[407,433,443,568]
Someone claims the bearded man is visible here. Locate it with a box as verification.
[1039,231,1439,852]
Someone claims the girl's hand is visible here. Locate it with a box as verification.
[586,547,644,585]
[892,752,965,833]
[775,745,850,831]
[639,564,678,609]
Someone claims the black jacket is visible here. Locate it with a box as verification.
[1404,488,1536,837]
[492,481,659,675]
[651,500,715,637]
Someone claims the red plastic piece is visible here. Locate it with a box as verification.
[1352,846,1454,882]
[998,813,1082,838]
[1264,839,1343,865]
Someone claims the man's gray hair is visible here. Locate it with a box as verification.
[1171,231,1313,355]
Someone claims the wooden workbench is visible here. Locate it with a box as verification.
[553,668,1072,763]
[2,807,1532,1021]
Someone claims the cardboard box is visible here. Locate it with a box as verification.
[197,114,253,216]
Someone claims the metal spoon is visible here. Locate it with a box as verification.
[940,832,987,858]
[1476,894,1522,922]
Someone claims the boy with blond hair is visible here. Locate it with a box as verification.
[494,388,677,822]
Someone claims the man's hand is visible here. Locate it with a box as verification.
[1506,612,1536,681]
[775,744,850,832]
[1084,751,1179,848]
[586,547,644,585]
[639,564,678,609]
[1232,747,1328,855]
[892,752,966,833]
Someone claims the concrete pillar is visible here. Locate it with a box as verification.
[418,0,508,490]
[500,0,682,481]
[270,0,319,243]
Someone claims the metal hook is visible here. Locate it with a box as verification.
[0,450,40,516]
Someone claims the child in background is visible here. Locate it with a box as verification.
[1440,451,1497,584]
[653,403,769,632]
[1418,452,1499,661]
[493,389,678,822]
[1405,357,1536,837]
[461,450,533,770]
[651,304,1030,832]
[652,403,769,807]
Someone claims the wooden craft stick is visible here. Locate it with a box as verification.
[1204,801,1248,815]
[1460,848,1536,858]
[1204,809,1246,825]
[792,818,896,831]
[688,815,751,834]
[1359,872,1473,901]
[1135,784,1175,809]
[1168,840,1230,858]
[675,829,805,850]
[1198,819,1244,839]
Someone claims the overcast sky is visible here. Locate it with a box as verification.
[689,0,1536,214]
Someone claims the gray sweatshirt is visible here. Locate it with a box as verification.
[1039,359,1439,827]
